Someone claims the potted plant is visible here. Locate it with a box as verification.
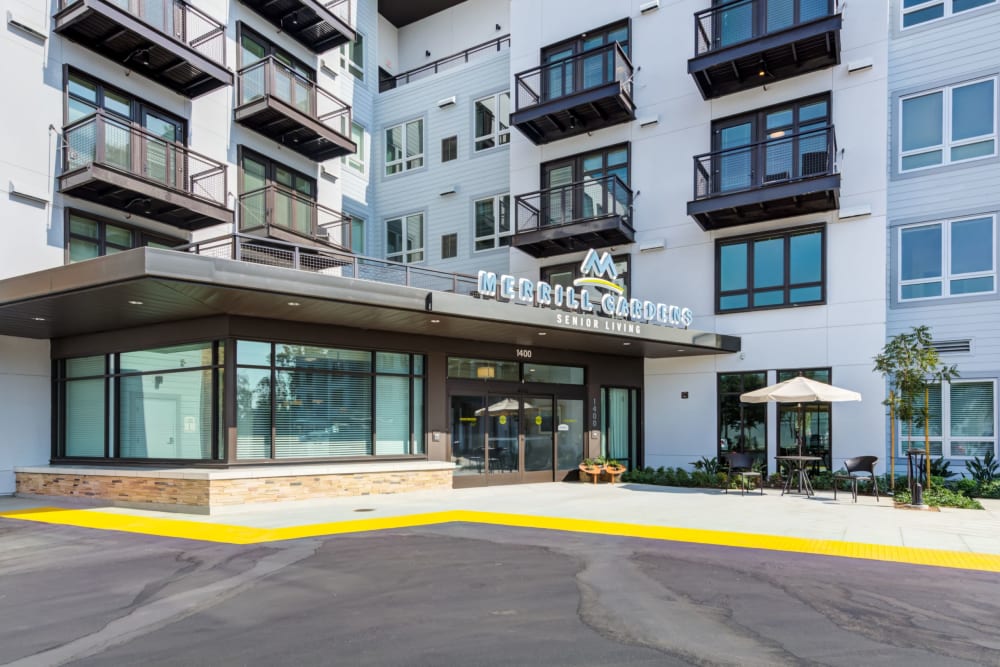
[579,457,604,484]
[603,458,626,484]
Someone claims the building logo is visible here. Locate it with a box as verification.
[574,249,625,295]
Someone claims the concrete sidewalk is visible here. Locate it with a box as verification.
[4,481,1000,555]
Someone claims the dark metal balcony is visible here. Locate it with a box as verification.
[235,57,357,162]
[689,0,841,100]
[53,0,231,98]
[60,112,232,230]
[239,185,351,251]
[240,0,355,53]
[688,126,839,230]
[513,175,634,257]
[512,42,636,145]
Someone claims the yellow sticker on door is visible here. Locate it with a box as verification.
[499,415,507,425]
[535,416,542,426]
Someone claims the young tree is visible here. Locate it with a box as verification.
[873,326,958,490]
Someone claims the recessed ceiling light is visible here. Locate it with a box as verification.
[676,349,686,352]
[623,342,631,346]
[537,332,547,336]
[287,301,301,306]
[32,317,46,322]
[430,319,441,323]
[128,300,143,305]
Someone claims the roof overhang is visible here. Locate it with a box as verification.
[0,249,740,359]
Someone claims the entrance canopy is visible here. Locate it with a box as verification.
[0,246,739,359]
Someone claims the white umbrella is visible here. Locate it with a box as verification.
[740,376,861,456]
[475,398,534,416]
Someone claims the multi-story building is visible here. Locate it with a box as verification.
[0,0,922,510]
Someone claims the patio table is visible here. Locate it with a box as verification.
[775,455,822,497]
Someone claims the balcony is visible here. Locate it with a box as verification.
[513,175,634,257]
[239,185,351,251]
[53,0,231,98]
[511,43,635,145]
[689,0,841,100]
[59,112,232,230]
[240,0,355,53]
[688,126,839,230]
[379,35,510,93]
[235,57,357,162]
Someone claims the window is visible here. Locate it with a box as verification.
[899,215,996,300]
[67,211,180,263]
[340,33,364,79]
[442,136,458,162]
[239,149,317,236]
[385,119,424,175]
[718,372,767,462]
[541,144,630,226]
[901,381,996,458]
[474,92,510,151]
[441,233,458,259]
[349,215,366,254]
[717,226,825,312]
[238,26,316,112]
[474,194,511,251]
[903,0,996,28]
[345,122,365,172]
[777,368,832,472]
[900,78,996,171]
[386,213,424,263]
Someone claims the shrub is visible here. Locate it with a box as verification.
[954,478,979,498]
[691,456,720,476]
[893,486,983,510]
[931,456,956,479]
[975,480,1000,499]
[965,451,999,484]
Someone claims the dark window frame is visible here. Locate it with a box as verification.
[712,93,832,151]
[236,23,316,79]
[539,142,631,188]
[441,233,458,259]
[715,224,826,314]
[64,209,184,265]
[441,135,458,162]
[775,367,833,469]
[717,371,769,464]
[540,18,631,61]
[237,146,317,198]
[63,67,187,141]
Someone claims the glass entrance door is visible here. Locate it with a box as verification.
[523,395,554,483]
[556,399,585,478]
[451,394,487,480]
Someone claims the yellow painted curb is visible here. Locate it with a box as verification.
[4,506,1000,573]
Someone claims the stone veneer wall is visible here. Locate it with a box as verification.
[16,469,453,509]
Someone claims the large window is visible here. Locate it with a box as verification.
[541,144,629,226]
[777,368,832,471]
[900,78,996,172]
[345,122,365,173]
[239,149,317,236]
[236,342,425,459]
[58,343,223,461]
[899,215,996,300]
[474,92,510,151]
[238,26,316,113]
[474,194,512,251]
[717,226,824,312]
[349,215,366,254]
[903,0,996,28]
[718,372,767,463]
[901,381,996,458]
[340,32,364,79]
[67,211,180,263]
[385,118,424,175]
[541,21,630,102]
[386,213,424,263]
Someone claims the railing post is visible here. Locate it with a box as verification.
[234,235,241,261]
[95,113,106,165]
[293,245,300,270]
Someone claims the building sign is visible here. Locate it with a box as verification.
[477,249,693,331]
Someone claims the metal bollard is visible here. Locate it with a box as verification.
[911,482,925,508]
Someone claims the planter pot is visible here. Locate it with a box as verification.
[604,465,626,484]
[579,464,604,484]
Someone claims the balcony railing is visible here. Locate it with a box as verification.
[178,233,479,295]
[512,42,635,144]
[379,35,510,92]
[63,111,227,207]
[240,0,355,53]
[239,185,350,250]
[516,175,632,232]
[236,56,355,160]
[54,0,229,97]
[694,0,836,56]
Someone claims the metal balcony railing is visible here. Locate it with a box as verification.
[379,35,510,92]
[63,111,227,206]
[514,42,633,113]
[694,0,836,56]
[58,0,226,65]
[692,126,837,200]
[237,56,352,134]
[515,175,633,233]
[239,185,350,249]
[177,233,479,295]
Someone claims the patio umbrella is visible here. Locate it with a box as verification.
[740,376,861,456]
[475,398,535,415]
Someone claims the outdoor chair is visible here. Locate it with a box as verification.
[725,452,762,496]
[833,456,879,502]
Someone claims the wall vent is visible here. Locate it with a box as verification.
[932,339,971,354]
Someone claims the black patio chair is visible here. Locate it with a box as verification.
[833,456,879,503]
[725,452,762,496]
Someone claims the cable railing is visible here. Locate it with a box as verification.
[237,56,352,135]
[514,175,633,233]
[692,126,836,200]
[58,0,226,65]
[694,0,836,56]
[62,111,227,205]
[379,35,511,92]
[239,185,351,249]
[514,42,633,113]
[176,233,479,295]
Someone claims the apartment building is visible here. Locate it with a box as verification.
[0,0,905,509]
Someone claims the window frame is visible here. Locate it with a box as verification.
[384,118,425,176]
[473,193,512,252]
[237,146,317,198]
[339,32,364,80]
[64,209,182,264]
[237,23,315,79]
[441,233,458,259]
[349,214,366,255]
[899,379,998,459]
[715,225,826,314]
[717,371,769,463]
[345,121,365,173]
[899,77,998,173]
[64,68,187,140]
[473,91,511,152]
[385,212,425,264]
[540,254,631,297]
[441,135,458,162]
[897,214,997,302]
[540,142,631,188]
[901,0,998,30]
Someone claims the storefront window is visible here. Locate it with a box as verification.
[718,372,767,464]
[64,355,107,457]
[522,363,584,385]
[447,358,519,381]
[777,368,832,471]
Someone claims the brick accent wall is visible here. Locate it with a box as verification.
[16,469,453,510]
